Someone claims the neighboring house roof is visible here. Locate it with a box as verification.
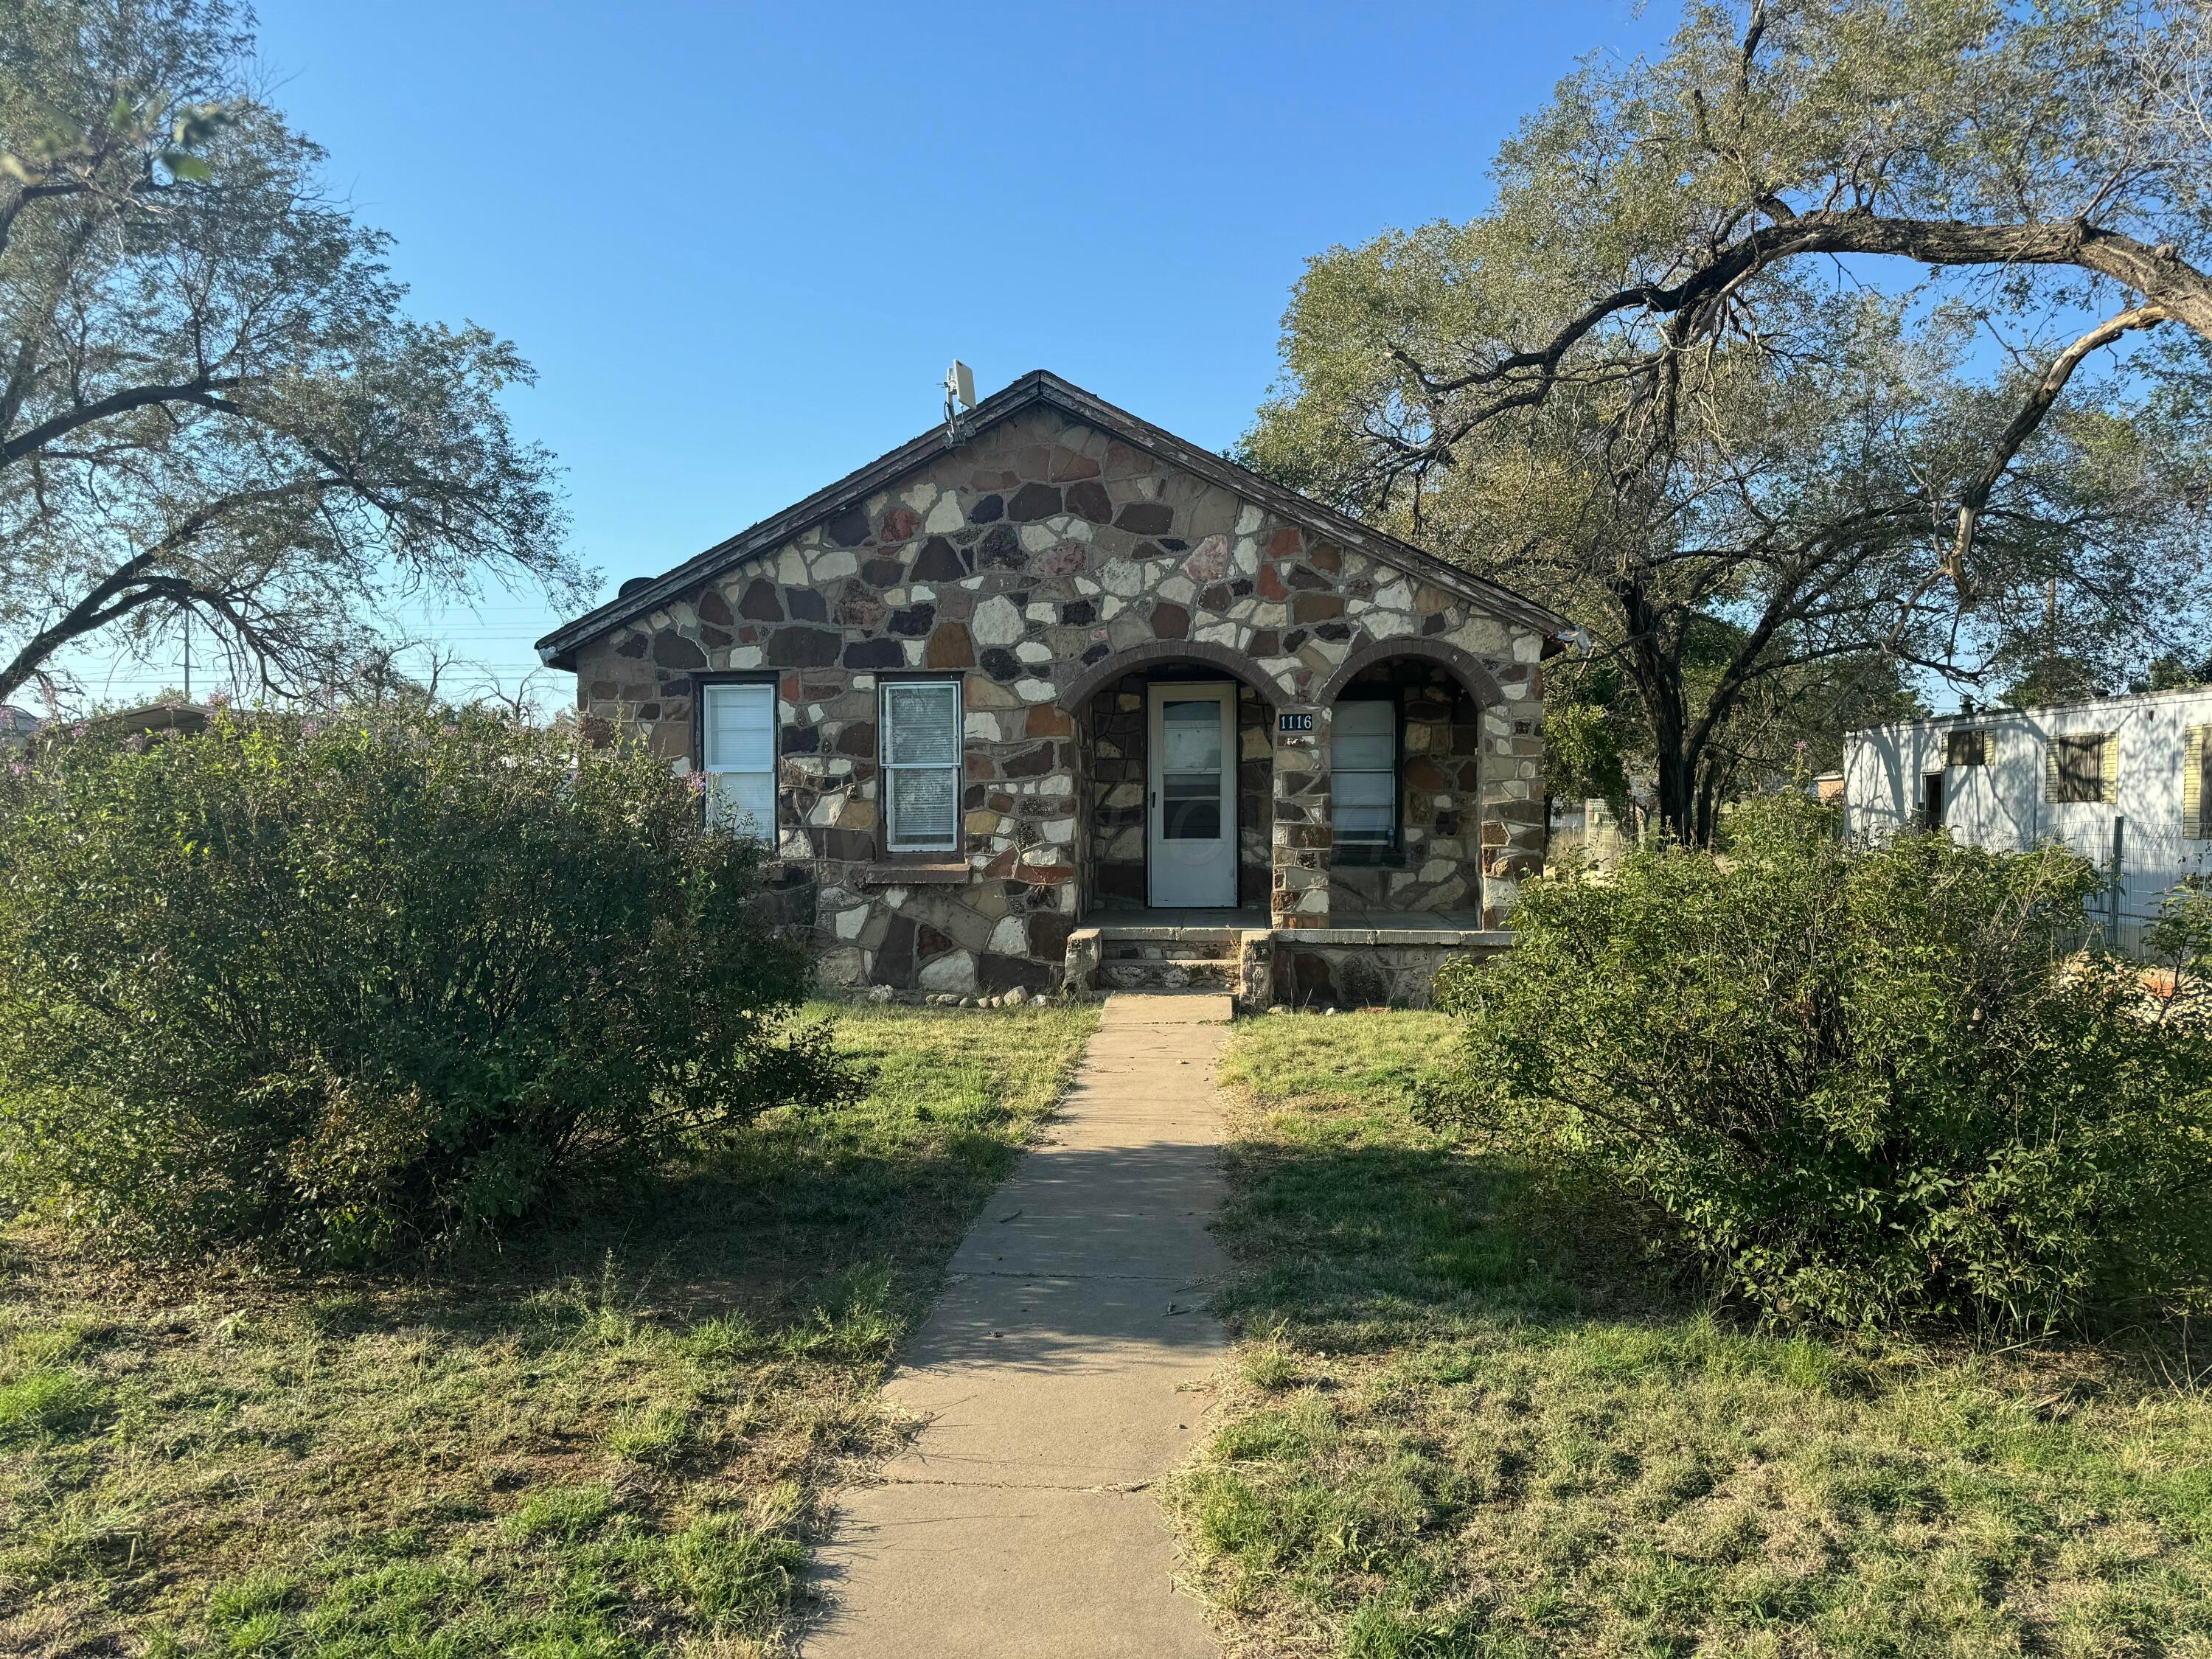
[1850,682,2212,737]
[95,702,212,736]
[536,369,1575,671]
[0,705,41,734]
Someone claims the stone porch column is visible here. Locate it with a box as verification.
[1270,715,1331,928]
[1478,699,1547,926]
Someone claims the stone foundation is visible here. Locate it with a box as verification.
[1272,927,1512,1007]
[1064,920,1507,1009]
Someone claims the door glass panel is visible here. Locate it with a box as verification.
[1161,698,1224,841]
[1161,700,1222,771]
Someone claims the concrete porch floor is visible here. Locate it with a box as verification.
[1089,906,1267,933]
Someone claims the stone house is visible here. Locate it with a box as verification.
[536,372,1571,1005]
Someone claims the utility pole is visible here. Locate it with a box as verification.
[2045,576,2059,684]
[181,608,191,703]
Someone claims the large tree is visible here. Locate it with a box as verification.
[1248,0,2212,839]
[0,0,578,706]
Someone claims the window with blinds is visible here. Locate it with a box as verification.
[701,683,776,839]
[882,680,963,853]
[1945,728,1988,767]
[1331,698,1398,846]
[2045,732,2115,804]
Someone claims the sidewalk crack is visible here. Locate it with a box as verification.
[877,1474,1156,1495]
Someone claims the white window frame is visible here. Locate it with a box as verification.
[880,678,964,855]
[699,680,778,841]
[1331,695,1399,847]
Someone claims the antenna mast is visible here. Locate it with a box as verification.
[942,360,976,447]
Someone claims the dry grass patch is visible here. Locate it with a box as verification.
[0,1001,1098,1657]
[1170,1009,2212,1658]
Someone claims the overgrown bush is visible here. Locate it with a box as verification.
[1429,798,2212,1332]
[0,703,855,1262]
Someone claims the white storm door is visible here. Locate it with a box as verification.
[1147,683,1237,908]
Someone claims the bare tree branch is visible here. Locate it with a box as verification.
[1950,303,2171,571]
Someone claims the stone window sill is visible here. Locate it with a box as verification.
[861,860,969,886]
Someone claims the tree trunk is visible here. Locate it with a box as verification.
[1691,751,1727,848]
[1654,741,1698,844]
[1614,579,1701,842]
[1635,660,1699,843]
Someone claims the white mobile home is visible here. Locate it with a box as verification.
[1844,686,2212,948]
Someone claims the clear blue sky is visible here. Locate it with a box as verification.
[87,0,1679,708]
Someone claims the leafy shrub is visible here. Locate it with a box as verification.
[0,703,855,1261]
[1429,798,2212,1332]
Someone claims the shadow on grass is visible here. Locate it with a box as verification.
[1177,1017,2212,1659]
[1211,1126,1670,1350]
[0,1004,1104,1658]
[187,1003,1103,1349]
[442,1131,1027,1330]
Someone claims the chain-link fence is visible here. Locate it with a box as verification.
[1957,816,2210,959]
[1557,798,2209,959]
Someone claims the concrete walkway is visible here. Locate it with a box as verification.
[804,992,1231,1658]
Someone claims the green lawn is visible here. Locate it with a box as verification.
[1171,1010,2212,1658]
[0,1001,1099,1658]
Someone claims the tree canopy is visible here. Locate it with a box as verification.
[0,0,580,707]
[1248,0,2212,837]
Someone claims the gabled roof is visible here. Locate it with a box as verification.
[536,369,1574,669]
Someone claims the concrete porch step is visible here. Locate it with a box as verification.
[1103,942,1228,962]
[1099,958,1237,992]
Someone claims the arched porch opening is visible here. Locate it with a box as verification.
[1061,645,1282,920]
[1319,639,1494,923]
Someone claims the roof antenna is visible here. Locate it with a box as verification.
[942,360,975,448]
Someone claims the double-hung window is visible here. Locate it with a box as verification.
[882,679,964,854]
[1331,698,1398,847]
[700,682,776,839]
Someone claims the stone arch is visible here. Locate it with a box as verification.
[1056,638,1290,712]
[1317,635,1504,709]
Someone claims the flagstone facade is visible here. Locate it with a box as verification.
[540,373,1568,1004]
